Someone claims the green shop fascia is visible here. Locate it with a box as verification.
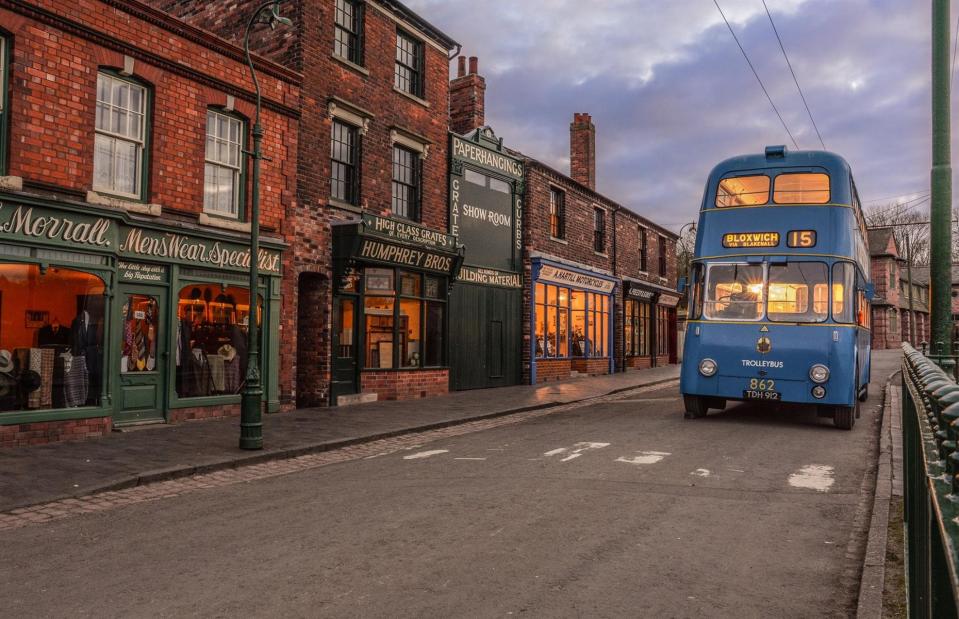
[0,191,285,428]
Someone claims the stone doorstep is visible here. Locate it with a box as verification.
[112,419,167,433]
[336,393,378,406]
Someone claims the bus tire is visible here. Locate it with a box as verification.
[833,404,856,430]
[683,395,709,419]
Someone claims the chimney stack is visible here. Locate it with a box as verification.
[449,54,486,135]
[570,113,596,190]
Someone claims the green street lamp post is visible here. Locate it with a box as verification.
[931,0,953,352]
[240,0,292,450]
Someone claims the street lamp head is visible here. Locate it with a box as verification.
[267,1,293,29]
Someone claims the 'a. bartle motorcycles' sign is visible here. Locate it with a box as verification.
[538,265,615,293]
[0,201,282,274]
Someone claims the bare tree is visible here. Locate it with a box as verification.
[864,201,930,265]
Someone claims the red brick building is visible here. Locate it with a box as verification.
[157,0,461,404]
[522,113,680,383]
[868,228,930,349]
[0,0,299,445]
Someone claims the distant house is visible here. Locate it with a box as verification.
[868,228,930,349]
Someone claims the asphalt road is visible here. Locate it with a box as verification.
[1,351,899,618]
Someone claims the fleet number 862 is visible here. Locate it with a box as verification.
[749,378,776,391]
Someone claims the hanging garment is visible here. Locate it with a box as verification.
[207,354,226,394]
[38,324,71,347]
[186,349,212,397]
[222,358,241,394]
[56,352,88,408]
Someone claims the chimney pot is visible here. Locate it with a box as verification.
[457,56,466,78]
[449,56,486,134]
[469,56,478,74]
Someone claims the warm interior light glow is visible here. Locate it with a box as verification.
[716,175,770,207]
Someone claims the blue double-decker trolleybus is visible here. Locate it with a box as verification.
[680,146,872,429]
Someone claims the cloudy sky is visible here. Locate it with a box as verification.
[407,0,939,231]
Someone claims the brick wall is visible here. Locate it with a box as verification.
[535,359,572,382]
[450,56,485,135]
[155,0,456,406]
[570,358,609,375]
[569,113,596,191]
[169,404,239,423]
[361,370,449,400]
[0,417,112,447]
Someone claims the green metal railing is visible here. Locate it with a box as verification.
[901,343,959,617]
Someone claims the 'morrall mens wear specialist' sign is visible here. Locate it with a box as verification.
[119,227,281,274]
[0,200,283,274]
[457,265,522,288]
[538,265,616,293]
[362,213,456,251]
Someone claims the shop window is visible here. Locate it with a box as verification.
[570,290,586,356]
[121,295,158,373]
[656,306,669,357]
[394,30,424,98]
[204,109,245,219]
[535,283,569,358]
[625,299,651,357]
[361,268,445,369]
[391,145,420,221]
[175,284,262,398]
[535,284,608,359]
[331,119,359,205]
[334,0,364,66]
[0,264,105,413]
[550,188,566,240]
[94,72,148,200]
[587,293,609,357]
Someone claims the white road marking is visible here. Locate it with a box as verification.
[403,449,449,460]
[691,468,711,477]
[610,398,681,403]
[616,451,671,465]
[543,442,611,462]
[788,464,835,492]
[454,457,486,461]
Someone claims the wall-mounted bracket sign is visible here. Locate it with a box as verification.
[457,265,522,288]
[722,232,780,248]
[625,284,657,301]
[658,294,681,308]
[357,238,455,273]
[362,213,457,252]
[538,264,616,293]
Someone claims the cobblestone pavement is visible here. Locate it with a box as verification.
[0,381,677,532]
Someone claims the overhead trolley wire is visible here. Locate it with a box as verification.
[761,0,826,150]
[712,0,800,150]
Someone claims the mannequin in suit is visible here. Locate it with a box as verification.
[38,318,71,348]
[71,309,101,404]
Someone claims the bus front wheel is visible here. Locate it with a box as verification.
[833,403,857,430]
[683,395,709,419]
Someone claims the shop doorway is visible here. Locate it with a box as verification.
[330,295,358,403]
[450,284,521,390]
[115,285,167,424]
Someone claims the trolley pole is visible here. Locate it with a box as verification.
[931,0,953,350]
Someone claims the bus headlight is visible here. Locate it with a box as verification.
[809,364,830,384]
[811,385,826,399]
[699,358,718,377]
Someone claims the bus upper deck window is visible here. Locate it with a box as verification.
[715,175,770,207]
[773,173,830,204]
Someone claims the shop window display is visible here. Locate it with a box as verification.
[535,282,609,359]
[0,264,105,412]
[175,284,262,398]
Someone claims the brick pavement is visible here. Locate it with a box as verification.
[0,381,676,531]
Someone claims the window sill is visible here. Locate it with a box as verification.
[550,236,568,245]
[198,213,252,233]
[332,53,370,76]
[393,86,430,108]
[594,251,609,258]
[329,197,363,213]
[87,190,161,216]
[0,175,23,191]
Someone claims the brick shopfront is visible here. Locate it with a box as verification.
[331,214,463,403]
[0,195,285,446]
